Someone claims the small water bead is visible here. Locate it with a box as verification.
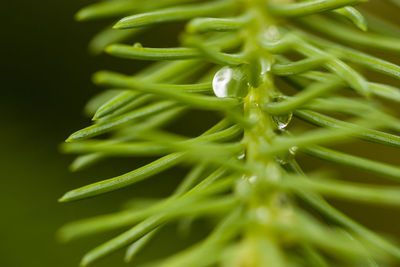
[133,42,143,48]
[260,58,272,76]
[258,57,272,84]
[237,153,246,160]
[271,95,293,130]
[276,146,298,166]
[272,113,293,130]
[275,156,288,166]
[212,66,249,98]
[289,146,298,156]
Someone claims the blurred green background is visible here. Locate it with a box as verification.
[1,0,400,266]
[0,1,209,266]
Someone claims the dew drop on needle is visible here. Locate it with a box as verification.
[272,113,292,130]
[213,66,249,98]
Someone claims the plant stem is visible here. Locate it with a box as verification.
[237,2,288,265]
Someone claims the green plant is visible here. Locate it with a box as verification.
[59,0,400,266]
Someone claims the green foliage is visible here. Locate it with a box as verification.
[60,0,400,266]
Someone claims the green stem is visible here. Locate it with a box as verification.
[238,2,287,265]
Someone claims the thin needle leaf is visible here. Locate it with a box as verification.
[125,228,159,263]
[266,0,365,17]
[263,78,342,115]
[113,0,239,29]
[303,145,400,181]
[67,101,179,142]
[332,7,367,31]
[271,56,328,76]
[290,177,400,206]
[60,120,235,202]
[295,110,400,148]
[94,71,238,110]
[285,160,400,260]
[299,15,400,52]
[186,13,252,33]
[80,197,237,266]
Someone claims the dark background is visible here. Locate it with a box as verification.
[0,1,205,266]
[1,0,400,266]
[0,0,151,266]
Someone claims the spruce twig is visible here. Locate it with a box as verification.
[60,0,400,266]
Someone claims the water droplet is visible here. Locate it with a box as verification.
[260,58,271,76]
[276,146,298,165]
[257,58,272,84]
[212,66,249,98]
[271,95,292,130]
[275,157,288,166]
[272,113,293,130]
[289,146,298,156]
[237,153,246,160]
[133,42,143,48]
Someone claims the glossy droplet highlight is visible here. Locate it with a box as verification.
[289,146,298,156]
[237,153,246,160]
[259,57,272,84]
[272,113,293,130]
[276,146,298,166]
[213,67,232,98]
[212,66,249,98]
[271,95,292,130]
[260,58,271,76]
